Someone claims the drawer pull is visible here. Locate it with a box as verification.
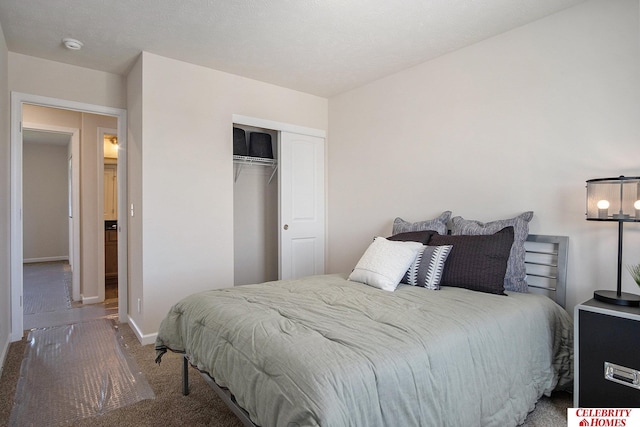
[605,362,640,389]
[613,373,635,384]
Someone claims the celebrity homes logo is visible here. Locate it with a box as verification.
[567,408,640,426]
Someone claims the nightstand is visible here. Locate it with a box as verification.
[575,299,640,407]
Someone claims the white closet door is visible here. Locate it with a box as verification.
[279,132,325,280]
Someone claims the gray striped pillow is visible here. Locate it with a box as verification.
[402,245,453,290]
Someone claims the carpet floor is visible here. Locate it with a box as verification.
[1,322,244,427]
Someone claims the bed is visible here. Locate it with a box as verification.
[155,228,573,427]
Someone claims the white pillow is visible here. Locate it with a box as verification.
[349,237,424,291]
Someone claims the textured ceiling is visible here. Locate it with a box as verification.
[0,0,586,97]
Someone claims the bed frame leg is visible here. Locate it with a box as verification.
[182,355,190,396]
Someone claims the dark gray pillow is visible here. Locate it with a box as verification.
[429,227,514,295]
[387,230,437,245]
[392,211,451,236]
[450,212,533,293]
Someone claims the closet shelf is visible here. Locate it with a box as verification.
[233,155,278,183]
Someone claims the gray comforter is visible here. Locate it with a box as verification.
[155,274,573,427]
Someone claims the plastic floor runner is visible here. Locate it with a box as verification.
[22,262,71,314]
[9,318,155,426]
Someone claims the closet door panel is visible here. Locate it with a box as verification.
[279,132,325,280]
[291,238,317,279]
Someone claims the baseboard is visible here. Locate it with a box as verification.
[24,256,69,264]
[0,333,11,377]
[127,315,157,346]
[82,295,101,305]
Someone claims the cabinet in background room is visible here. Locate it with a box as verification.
[104,164,117,220]
[105,229,118,285]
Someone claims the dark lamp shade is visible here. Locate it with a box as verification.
[586,176,640,222]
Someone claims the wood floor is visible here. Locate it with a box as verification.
[106,280,118,300]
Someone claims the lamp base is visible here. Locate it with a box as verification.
[593,290,640,307]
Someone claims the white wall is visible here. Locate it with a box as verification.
[0,20,11,369]
[327,0,640,312]
[126,55,143,338]
[233,163,279,286]
[22,142,69,261]
[128,52,328,341]
[6,0,625,347]
[9,52,126,109]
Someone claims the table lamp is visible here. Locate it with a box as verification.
[586,175,640,307]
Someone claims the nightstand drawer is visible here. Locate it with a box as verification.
[578,308,640,407]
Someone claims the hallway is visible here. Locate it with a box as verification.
[23,261,117,329]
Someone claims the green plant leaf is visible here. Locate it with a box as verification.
[628,263,640,286]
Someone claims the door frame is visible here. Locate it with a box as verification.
[10,92,128,341]
[97,126,118,303]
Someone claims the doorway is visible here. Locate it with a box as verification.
[21,123,80,300]
[100,128,119,303]
[21,128,75,328]
[10,92,128,341]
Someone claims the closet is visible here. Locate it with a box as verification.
[233,124,279,286]
[232,116,325,286]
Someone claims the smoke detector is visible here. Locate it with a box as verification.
[62,38,83,50]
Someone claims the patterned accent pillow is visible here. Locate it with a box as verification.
[450,212,533,293]
[348,237,424,292]
[392,211,452,236]
[429,227,514,295]
[402,245,453,290]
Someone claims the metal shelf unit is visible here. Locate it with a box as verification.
[233,155,278,184]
